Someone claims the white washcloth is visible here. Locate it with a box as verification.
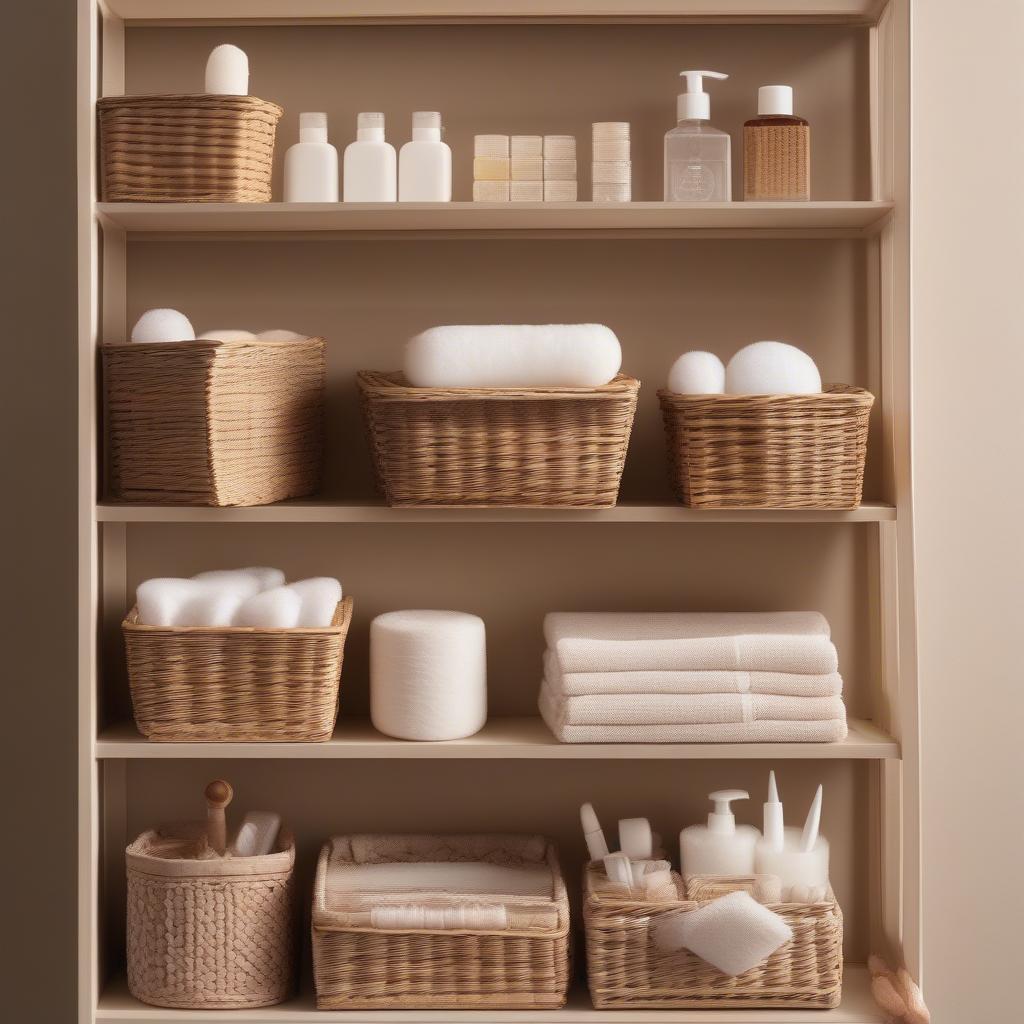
[370,903,509,930]
[326,861,553,898]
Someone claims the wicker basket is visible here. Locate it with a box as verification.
[659,385,874,509]
[583,865,843,1010]
[98,94,283,202]
[124,596,353,742]
[358,372,640,507]
[127,824,297,1009]
[312,834,571,1010]
[103,337,325,506]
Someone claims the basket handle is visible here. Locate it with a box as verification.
[204,779,233,855]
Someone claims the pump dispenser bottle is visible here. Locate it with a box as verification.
[680,789,759,877]
[399,112,452,202]
[284,113,339,202]
[664,70,732,202]
[343,113,397,202]
[743,85,810,200]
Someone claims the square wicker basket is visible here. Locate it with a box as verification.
[103,337,325,506]
[583,865,843,1010]
[658,385,874,509]
[312,834,571,1010]
[358,371,640,507]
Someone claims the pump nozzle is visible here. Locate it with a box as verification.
[707,789,748,834]
[677,69,728,122]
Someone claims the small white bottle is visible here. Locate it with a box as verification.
[679,789,760,877]
[284,113,339,202]
[664,70,732,202]
[399,111,452,202]
[343,112,397,202]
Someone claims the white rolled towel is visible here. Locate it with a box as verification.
[289,577,343,626]
[233,587,302,628]
[136,578,197,627]
[403,324,622,388]
[193,567,285,592]
[136,577,250,627]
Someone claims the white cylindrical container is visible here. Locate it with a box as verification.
[284,112,339,202]
[399,111,452,202]
[204,44,249,95]
[370,610,487,740]
[343,112,397,202]
[754,826,830,901]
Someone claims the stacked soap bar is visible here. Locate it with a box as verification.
[473,134,511,201]
[543,135,577,201]
[472,134,578,202]
[591,122,631,202]
[510,135,543,202]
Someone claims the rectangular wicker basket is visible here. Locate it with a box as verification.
[358,371,640,507]
[103,337,325,506]
[583,865,843,1010]
[312,834,571,1010]
[124,596,353,742]
[126,825,297,1010]
[98,94,283,202]
[659,385,874,509]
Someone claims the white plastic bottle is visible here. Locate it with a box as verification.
[664,70,732,202]
[399,111,452,202]
[343,112,397,202]
[284,113,339,202]
[679,789,759,877]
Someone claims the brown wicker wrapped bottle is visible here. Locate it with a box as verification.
[743,85,810,201]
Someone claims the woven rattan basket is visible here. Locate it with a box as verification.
[103,337,325,506]
[127,823,296,1009]
[659,385,874,509]
[124,596,353,742]
[98,94,283,202]
[583,865,842,1010]
[312,834,571,1010]
[358,371,640,507]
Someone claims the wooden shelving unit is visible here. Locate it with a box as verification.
[78,1,917,1021]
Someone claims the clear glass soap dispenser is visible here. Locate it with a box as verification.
[664,70,732,202]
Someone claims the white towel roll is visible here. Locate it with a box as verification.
[233,587,302,628]
[289,577,342,626]
[404,324,622,388]
[371,610,487,741]
[193,567,284,591]
[136,578,196,627]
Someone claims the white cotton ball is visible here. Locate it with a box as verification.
[198,329,258,342]
[289,577,343,627]
[136,578,196,626]
[193,567,284,592]
[174,585,247,627]
[233,587,302,628]
[131,308,196,344]
[725,341,822,395]
[257,329,307,342]
[667,351,726,394]
[205,43,249,96]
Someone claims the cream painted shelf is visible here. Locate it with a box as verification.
[96,501,897,524]
[96,716,899,760]
[96,201,894,240]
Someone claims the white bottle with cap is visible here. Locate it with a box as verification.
[398,112,452,202]
[343,113,397,202]
[284,113,339,202]
[679,789,759,877]
[664,70,732,202]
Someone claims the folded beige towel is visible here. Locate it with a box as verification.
[543,650,842,697]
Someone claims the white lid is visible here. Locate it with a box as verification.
[758,85,794,116]
[299,112,328,143]
[677,69,728,121]
[708,788,748,834]
[412,110,442,141]
[357,111,385,141]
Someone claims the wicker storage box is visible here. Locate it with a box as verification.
[98,94,283,202]
[126,824,297,1009]
[103,337,325,506]
[312,834,571,1010]
[659,385,874,509]
[583,865,842,1010]
[358,371,640,507]
[124,596,353,742]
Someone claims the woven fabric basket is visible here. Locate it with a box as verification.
[124,596,353,742]
[312,834,571,1010]
[659,385,874,509]
[98,94,283,202]
[103,337,325,506]
[358,372,640,507]
[583,865,843,1010]
[126,826,296,1009]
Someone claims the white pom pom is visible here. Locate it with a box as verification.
[131,309,195,344]
[667,351,725,394]
[257,329,307,342]
[725,341,822,395]
[197,329,258,342]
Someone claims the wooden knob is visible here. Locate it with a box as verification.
[204,780,233,855]
[205,780,233,809]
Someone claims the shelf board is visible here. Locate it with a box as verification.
[103,2,890,27]
[96,501,896,524]
[96,202,894,241]
[96,716,899,760]
[98,967,884,1022]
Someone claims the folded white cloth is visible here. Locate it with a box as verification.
[370,903,509,930]
[545,611,837,674]
[326,861,553,898]
[543,650,842,697]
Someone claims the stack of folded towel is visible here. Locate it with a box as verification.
[539,611,847,743]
